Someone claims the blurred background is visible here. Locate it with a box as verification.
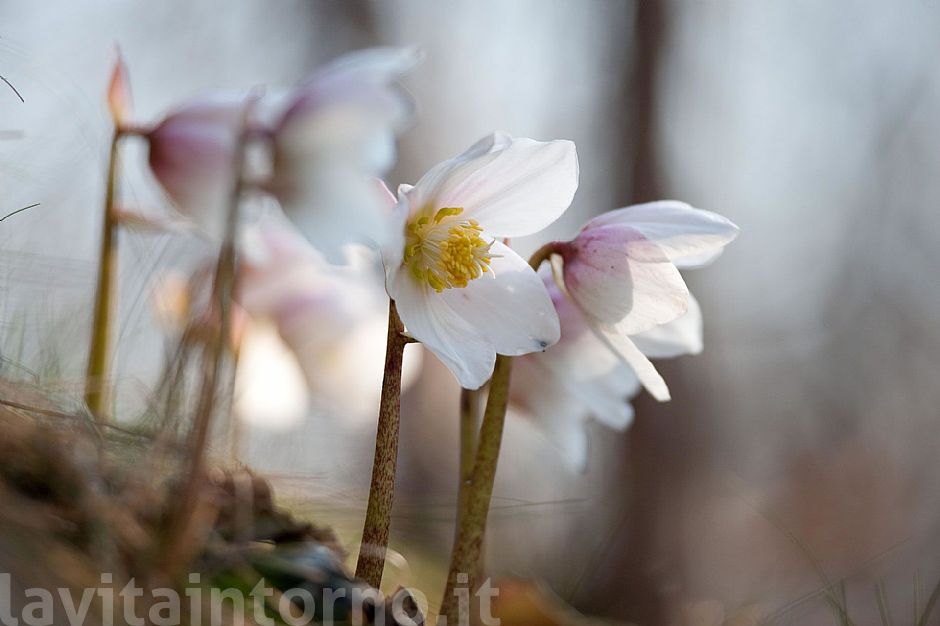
[2,1,940,623]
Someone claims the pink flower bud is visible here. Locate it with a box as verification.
[107,48,132,125]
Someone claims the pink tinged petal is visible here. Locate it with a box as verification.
[407,132,579,237]
[562,225,689,334]
[278,47,419,136]
[388,267,495,389]
[439,241,560,357]
[586,200,739,268]
[633,293,704,358]
[148,94,250,239]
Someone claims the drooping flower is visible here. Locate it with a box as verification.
[145,47,417,256]
[382,132,579,389]
[270,47,419,261]
[148,94,252,239]
[551,200,738,400]
[511,278,703,469]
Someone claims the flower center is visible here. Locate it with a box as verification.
[404,207,494,292]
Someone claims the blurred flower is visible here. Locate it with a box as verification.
[238,216,421,424]
[144,47,416,257]
[271,47,419,261]
[554,201,738,400]
[148,216,420,428]
[382,131,579,389]
[511,277,703,469]
[233,318,310,430]
[147,94,251,239]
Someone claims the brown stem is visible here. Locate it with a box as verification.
[159,100,254,578]
[355,299,408,588]
[439,354,512,624]
[85,130,121,421]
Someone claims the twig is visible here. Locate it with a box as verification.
[0,74,24,103]
[0,203,39,223]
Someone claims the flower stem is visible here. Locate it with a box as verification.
[457,387,481,520]
[159,100,254,578]
[84,130,122,421]
[439,354,513,624]
[356,299,408,588]
[439,248,555,622]
[527,240,564,274]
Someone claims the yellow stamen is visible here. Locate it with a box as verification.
[404,207,494,292]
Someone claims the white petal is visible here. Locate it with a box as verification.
[440,241,560,357]
[234,321,310,430]
[388,267,496,389]
[278,47,419,141]
[586,201,739,268]
[510,359,590,471]
[574,365,639,430]
[563,224,690,334]
[281,166,389,262]
[309,46,421,89]
[633,293,704,358]
[589,319,670,401]
[407,132,579,237]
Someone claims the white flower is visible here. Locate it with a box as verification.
[511,278,703,469]
[270,47,419,261]
[238,216,421,422]
[145,47,417,255]
[554,201,738,400]
[382,132,579,389]
[234,319,310,430]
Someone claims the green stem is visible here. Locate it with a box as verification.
[85,130,122,421]
[439,248,555,622]
[439,354,512,624]
[456,387,481,521]
[355,299,408,588]
[459,389,481,480]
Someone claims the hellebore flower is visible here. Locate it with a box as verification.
[146,47,417,255]
[147,94,252,240]
[554,200,738,400]
[382,131,579,389]
[271,47,419,261]
[238,217,422,422]
[511,279,703,469]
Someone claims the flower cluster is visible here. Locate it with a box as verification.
[111,45,737,460]
[96,44,740,613]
